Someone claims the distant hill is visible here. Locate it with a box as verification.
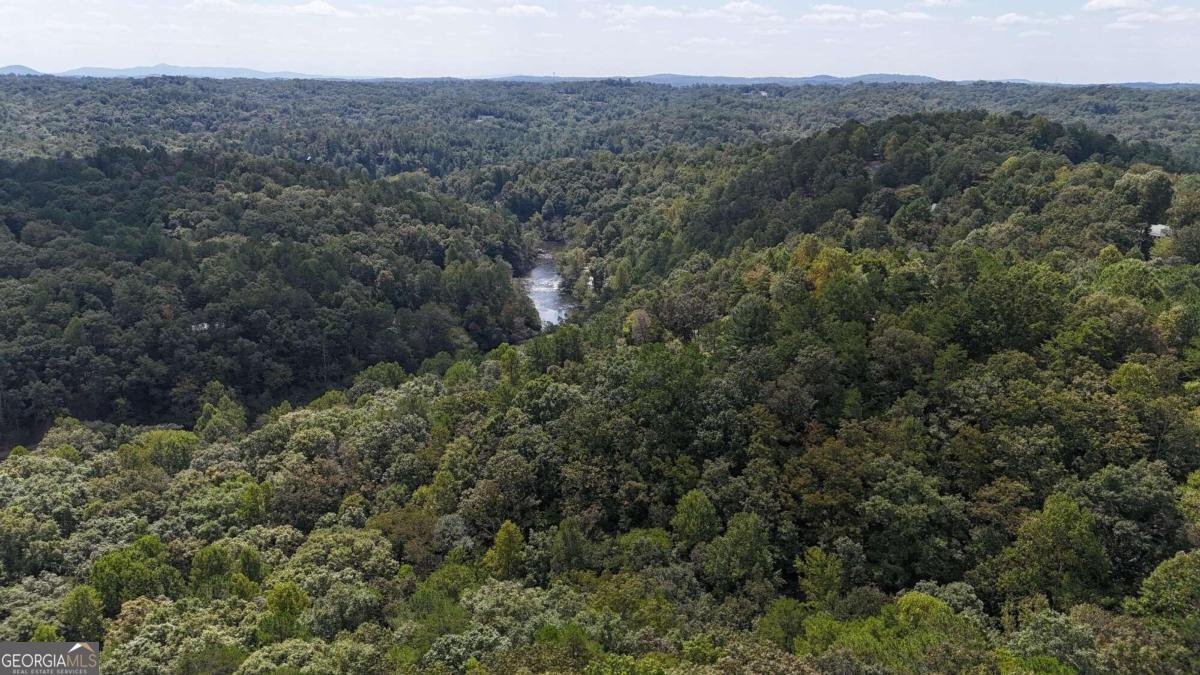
[496,73,943,86]
[57,63,328,79]
[9,64,1199,88]
[1113,82,1200,90]
[494,75,595,83]
[0,65,40,76]
[981,78,1200,90]
[639,73,941,86]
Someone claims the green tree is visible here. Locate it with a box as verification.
[483,520,526,580]
[117,430,200,475]
[256,582,310,644]
[1137,170,1174,224]
[195,381,247,442]
[0,506,60,580]
[670,489,719,551]
[702,512,773,593]
[755,598,807,650]
[90,535,182,615]
[58,585,104,641]
[1063,460,1186,589]
[796,546,843,611]
[859,459,970,587]
[31,623,62,641]
[1179,469,1200,527]
[189,544,234,600]
[550,517,591,573]
[993,493,1110,608]
[794,592,990,672]
[175,643,249,675]
[1174,224,1200,263]
[729,295,774,347]
[1006,609,1099,673]
[1125,550,1200,653]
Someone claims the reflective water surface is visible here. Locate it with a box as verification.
[522,250,576,327]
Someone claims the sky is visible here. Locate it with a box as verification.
[1,0,1198,82]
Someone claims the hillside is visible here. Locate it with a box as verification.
[56,64,326,79]
[500,74,943,86]
[0,65,40,76]
[2,109,1199,673]
[0,148,538,441]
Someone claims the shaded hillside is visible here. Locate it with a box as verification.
[0,148,538,439]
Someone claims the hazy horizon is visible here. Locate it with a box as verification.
[2,0,1198,84]
[6,65,1200,86]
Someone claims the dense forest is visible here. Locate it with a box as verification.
[0,147,538,441]
[3,77,1200,173]
[2,77,1200,674]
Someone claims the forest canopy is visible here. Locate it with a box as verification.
[0,147,539,439]
[2,77,1200,674]
[2,77,1199,173]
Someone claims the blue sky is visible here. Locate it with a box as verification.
[1,0,1197,81]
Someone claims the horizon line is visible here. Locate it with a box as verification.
[3,63,1199,87]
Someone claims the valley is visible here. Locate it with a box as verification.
[0,74,1198,674]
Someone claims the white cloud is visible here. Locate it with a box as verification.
[1114,11,1163,21]
[684,36,736,46]
[800,4,858,23]
[801,4,931,25]
[1084,0,1151,10]
[995,13,1053,25]
[719,1,772,16]
[597,4,682,22]
[496,4,554,18]
[587,2,779,24]
[294,1,350,17]
[413,5,476,16]
[187,0,356,18]
[407,4,480,21]
[969,12,1071,28]
[1104,5,1200,29]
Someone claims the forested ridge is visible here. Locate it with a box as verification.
[3,77,1200,173]
[0,147,539,442]
[2,79,1200,674]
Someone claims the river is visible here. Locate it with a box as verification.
[522,249,576,327]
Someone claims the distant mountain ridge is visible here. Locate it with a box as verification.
[501,74,1200,89]
[0,65,40,76]
[630,73,940,86]
[495,73,941,86]
[3,64,1199,88]
[3,65,940,84]
[56,63,331,79]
